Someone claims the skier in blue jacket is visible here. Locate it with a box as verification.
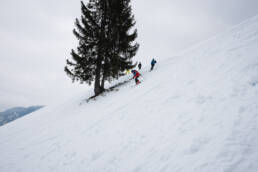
[150,58,157,71]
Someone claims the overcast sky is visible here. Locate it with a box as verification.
[0,0,258,110]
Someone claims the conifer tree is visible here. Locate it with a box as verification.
[65,0,139,95]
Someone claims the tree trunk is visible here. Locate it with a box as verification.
[100,73,105,91]
[94,58,102,95]
[94,72,101,96]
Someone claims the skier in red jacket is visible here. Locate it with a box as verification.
[131,69,141,84]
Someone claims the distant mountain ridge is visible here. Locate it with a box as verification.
[0,106,44,126]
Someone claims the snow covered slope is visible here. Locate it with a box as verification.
[1,15,258,172]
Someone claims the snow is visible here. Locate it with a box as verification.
[1,15,258,172]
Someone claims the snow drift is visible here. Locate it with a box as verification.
[1,15,258,172]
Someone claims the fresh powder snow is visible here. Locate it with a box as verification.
[1,15,258,172]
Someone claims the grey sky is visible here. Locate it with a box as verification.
[0,0,258,110]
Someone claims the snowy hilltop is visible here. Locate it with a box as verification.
[1,15,258,172]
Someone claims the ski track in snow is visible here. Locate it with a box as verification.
[1,15,258,172]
